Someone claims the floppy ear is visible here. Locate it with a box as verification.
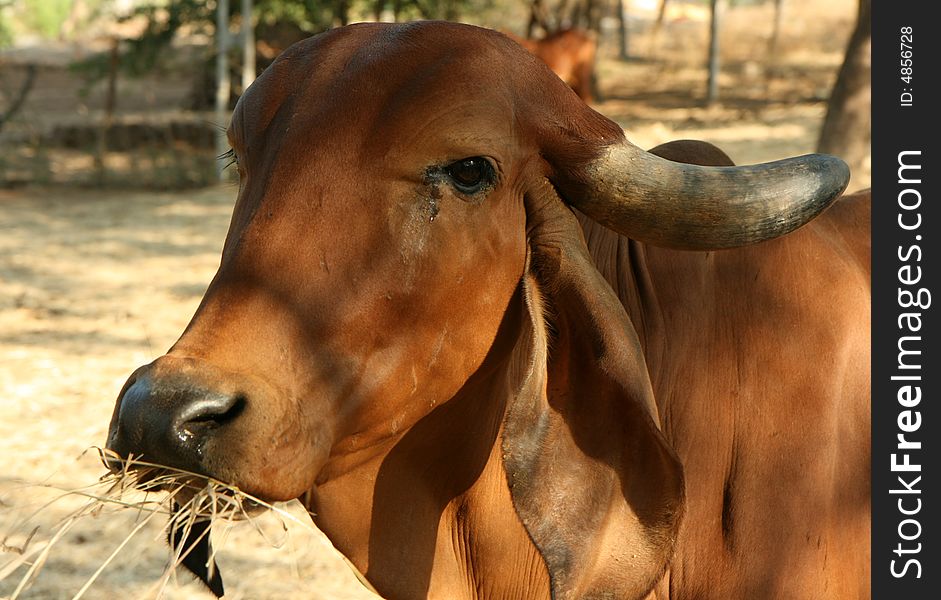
[502,177,684,600]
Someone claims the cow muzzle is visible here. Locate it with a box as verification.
[107,373,245,476]
[106,355,326,501]
[106,355,265,482]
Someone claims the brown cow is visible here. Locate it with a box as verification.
[106,22,870,600]
[507,28,597,102]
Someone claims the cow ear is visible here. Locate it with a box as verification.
[502,178,684,600]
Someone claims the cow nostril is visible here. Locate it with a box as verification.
[176,393,246,430]
[109,375,250,474]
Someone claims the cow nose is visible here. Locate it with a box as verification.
[176,392,246,432]
[107,375,246,473]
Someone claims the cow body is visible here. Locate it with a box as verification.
[105,22,870,600]
[583,191,871,599]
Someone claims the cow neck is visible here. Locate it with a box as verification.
[303,287,549,600]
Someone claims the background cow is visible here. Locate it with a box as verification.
[105,22,870,600]
[507,28,598,102]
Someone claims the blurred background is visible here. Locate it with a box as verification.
[1,0,870,190]
[1,1,869,598]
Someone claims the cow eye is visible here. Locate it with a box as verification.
[444,157,494,194]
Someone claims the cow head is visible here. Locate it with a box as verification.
[106,22,848,599]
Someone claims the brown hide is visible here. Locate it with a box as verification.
[580,148,871,598]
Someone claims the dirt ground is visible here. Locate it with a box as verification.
[1,3,866,598]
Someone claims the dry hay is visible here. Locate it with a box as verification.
[1,450,378,600]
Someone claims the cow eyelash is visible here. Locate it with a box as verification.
[218,148,239,171]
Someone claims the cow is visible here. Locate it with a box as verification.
[105,21,870,600]
[507,28,597,103]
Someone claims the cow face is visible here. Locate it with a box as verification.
[106,23,564,501]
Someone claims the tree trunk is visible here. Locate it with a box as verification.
[767,0,784,57]
[527,7,538,37]
[334,0,350,26]
[0,65,37,135]
[817,0,871,190]
[444,0,460,21]
[215,0,231,182]
[617,0,629,59]
[95,38,120,184]
[706,0,723,105]
[554,0,573,33]
[569,0,584,29]
[648,0,668,55]
[585,0,601,33]
[528,0,552,37]
[241,0,255,93]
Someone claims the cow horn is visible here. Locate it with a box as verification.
[576,141,850,250]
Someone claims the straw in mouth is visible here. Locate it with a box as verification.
[0,447,310,599]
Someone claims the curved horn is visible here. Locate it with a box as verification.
[575,141,850,250]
